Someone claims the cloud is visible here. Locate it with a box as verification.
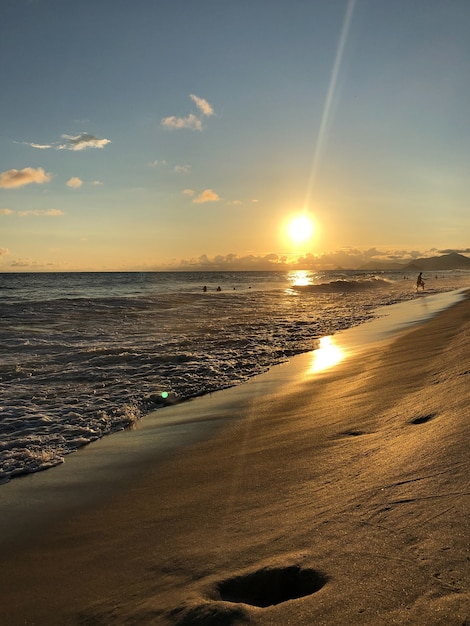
[439,247,470,254]
[24,132,111,151]
[189,94,214,117]
[161,113,202,131]
[0,167,52,189]
[174,164,191,174]
[9,258,47,268]
[0,248,9,256]
[161,94,214,131]
[0,208,13,215]
[171,253,288,271]
[166,248,446,272]
[192,189,220,204]
[29,142,54,149]
[149,160,191,173]
[183,188,195,196]
[60,133,111,151]
[66,177,83,189]
[17,209,64,217]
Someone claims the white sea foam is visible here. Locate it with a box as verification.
[0,269,468,482]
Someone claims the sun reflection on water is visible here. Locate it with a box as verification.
[309,336,346,373]
[288,270,313,288]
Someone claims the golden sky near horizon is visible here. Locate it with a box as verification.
[1,0,470,271]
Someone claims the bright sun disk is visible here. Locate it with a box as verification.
[287,214,314,245]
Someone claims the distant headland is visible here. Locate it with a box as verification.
[359,252,470,272]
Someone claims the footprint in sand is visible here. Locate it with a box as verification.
[408,413,438,425]
[212,565,329,608]
[169,566,329,625]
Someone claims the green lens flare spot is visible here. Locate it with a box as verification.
[161,391,169,399]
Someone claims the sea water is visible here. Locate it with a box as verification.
[1,269,468,483]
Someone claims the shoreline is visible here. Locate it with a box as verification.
[1,290,465,540]
[1,290,470,624]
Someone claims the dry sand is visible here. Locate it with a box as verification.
[1,295,470,625]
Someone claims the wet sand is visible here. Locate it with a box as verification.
[1,294,469,625]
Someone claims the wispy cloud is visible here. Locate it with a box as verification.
[28,142,54,150]
[17,209,64,217]
[8,258,52,268]
[183,189,196,196]
[0,248,9,256]
[0,167,52,189]
[0,208,13,215]
[23,132,111,151]
[192,189,220,204]
[66,177,83,189]
[149,160,191,174]
[189,94,214,117]
[174,164,191,174]
[161,113,202,131]
[161,94,214,131]
[60,133,111,151]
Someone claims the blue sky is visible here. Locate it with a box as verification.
[1,0,470,271]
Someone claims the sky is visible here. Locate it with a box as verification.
[1,0,470,272]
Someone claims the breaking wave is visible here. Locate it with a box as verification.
[292,277,393,293]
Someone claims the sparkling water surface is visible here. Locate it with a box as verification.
[1,269,468,482]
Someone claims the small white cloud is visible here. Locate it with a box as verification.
[149,160,167,167]
[0,208,13,215]
[18,209,64,217]
[189,94,214,117]
[174,164,191,174]
[23,133,111,151]
[0,248,9,256]
[193,189,220,204]
[60,133,111,151]
[29,142,54,149]
[227,200,242,205]
[0,167,52,189]
[183,188,196,196]
[161,94,215,131]
[66,177,83,189]
[161,113,202,131]
[91,180,103,186]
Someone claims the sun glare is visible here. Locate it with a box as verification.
[309,336,346,373]
[287,214,315,245]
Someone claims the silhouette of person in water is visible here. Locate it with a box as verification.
[416,272,425,291]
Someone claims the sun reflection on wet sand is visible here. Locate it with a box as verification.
[309,336,347,373]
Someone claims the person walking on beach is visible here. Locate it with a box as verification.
[416,272,425,291]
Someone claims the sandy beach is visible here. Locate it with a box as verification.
[1,294,470,625]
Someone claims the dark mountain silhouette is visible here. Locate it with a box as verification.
[402,252,470,271]
[359,252,470,271]
[359,260,405,271]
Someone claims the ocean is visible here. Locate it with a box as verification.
[1,269,468,483]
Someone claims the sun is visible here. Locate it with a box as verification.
[287,214,315,245]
